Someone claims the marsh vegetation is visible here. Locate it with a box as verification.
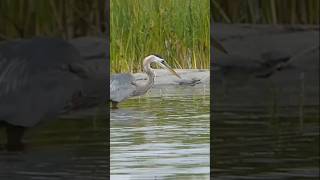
[211,0,319,24]
[0,0,106,39]
[110,0,210,73]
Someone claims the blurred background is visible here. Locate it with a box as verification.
[211,0,319,179]
[211,0,319,24]
[0,0,107,40]
[0,1,108,179]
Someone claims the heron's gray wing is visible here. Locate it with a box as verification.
[0,54,31,97]
[0,71,81,127]
[110,73,136,102]
[0,38,81,97]
[0,53,82,127]
[0,52,81,127]
[0,38,83,127]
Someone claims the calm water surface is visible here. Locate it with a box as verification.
[213,105,319,180]
[0,85,317,180]
[0,110,107,179]
[111,92,210,179]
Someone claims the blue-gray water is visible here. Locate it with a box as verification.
[111,94,210,180]
[0,87,318,179]
[0,112,107,179]
[213,105,319,179]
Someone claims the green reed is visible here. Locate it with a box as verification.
[0,0,106,40]
[110,0,210,73]
[212,0,319,25]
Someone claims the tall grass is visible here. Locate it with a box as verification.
[0,0,106,40]
[212,0,319,25]
[110,0,210,73]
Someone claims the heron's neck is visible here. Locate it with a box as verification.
[144,58,155,87]
[134,58,155,95]
[144,63,155,84]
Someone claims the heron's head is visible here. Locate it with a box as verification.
[145,54,181,79]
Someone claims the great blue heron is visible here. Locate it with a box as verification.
[110,55,181,109]
[0,37,106,151]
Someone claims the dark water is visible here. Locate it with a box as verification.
[111,95,210,179]
[1,89,318,180]
[0,110,107,179]
[213,106,319,180]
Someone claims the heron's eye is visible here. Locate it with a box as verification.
[161,60,165,63]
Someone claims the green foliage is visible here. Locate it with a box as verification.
[0,0,106,40]
[212,0,319,24]
[110,0,210,73]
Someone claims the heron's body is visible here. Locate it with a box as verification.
[0,38,83,127]
[110,55,180,108]
[0,37,106,151]
[110,73,136,106]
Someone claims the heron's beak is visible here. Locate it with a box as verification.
[159,61,181,79]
